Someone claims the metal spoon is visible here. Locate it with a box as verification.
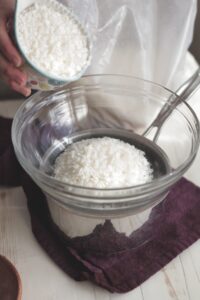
[143,68,200,142]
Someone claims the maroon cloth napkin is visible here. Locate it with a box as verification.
[1,116,200,293]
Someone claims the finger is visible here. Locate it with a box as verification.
[10,81,31,97]
[1,72,31,97]
[0,72,31,97]
[0,17,22,67]
[0,54,31,97]
[6,14,14,34]
[0,53,26,85]
[5,66,27,86]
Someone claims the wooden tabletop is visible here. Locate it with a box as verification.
[1,100,200,300]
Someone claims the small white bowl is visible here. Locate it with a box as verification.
[14,0,91,90]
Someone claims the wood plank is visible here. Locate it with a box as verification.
[178,241,200,300]
[141,256,190,300]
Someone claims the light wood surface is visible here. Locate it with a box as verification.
[1,100,200,300]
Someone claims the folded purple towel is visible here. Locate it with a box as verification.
[1,116,200,293]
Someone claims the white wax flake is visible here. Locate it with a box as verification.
[17,1,89,79]
[54,137,153,188]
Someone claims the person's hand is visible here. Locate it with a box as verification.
[0,0,31,97]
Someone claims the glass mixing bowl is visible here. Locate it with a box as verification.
[12,75,200,241]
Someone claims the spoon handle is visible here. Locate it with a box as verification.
[143,68,200,141]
